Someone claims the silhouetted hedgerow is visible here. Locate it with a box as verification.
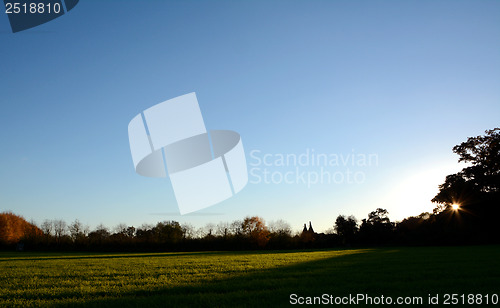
[2,128,499,251]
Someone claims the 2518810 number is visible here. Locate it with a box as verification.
[5,2,61,14]
[443,294,498,305]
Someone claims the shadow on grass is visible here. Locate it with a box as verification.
[0,251,231,262]
[49,246,500,308]
[0,248,343,262]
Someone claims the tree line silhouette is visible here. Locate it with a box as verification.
[1,128,498,251]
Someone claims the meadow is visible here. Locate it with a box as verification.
[0,246,499,307]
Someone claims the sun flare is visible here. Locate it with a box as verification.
[384,163,465,220]
[452,203,460,210]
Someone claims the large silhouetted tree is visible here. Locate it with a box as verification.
[358,208,393,245]
[334,215,357,245]
[432,128,500,242]
[433,128,499,205]
[153,221,184,244]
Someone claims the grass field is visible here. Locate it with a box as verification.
[0,246,499,307]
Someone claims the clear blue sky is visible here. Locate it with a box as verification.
[1,0,499,233]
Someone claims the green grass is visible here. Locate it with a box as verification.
[0,246,499,307]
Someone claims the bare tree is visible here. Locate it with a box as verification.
[40,219,53,236]
[268,219,292,236]
[68,219,83,241]
[193,227,205,239]
[182,223,196,239]
[203,223,216,237]
[53,220,67,238]
[114,223,128,235]
[216,222,231,238]
[229,220,243,236]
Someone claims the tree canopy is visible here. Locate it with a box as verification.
[432,128,500,206]
[431,128,500,242]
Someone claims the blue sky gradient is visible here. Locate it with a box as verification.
[1,0,499,232]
